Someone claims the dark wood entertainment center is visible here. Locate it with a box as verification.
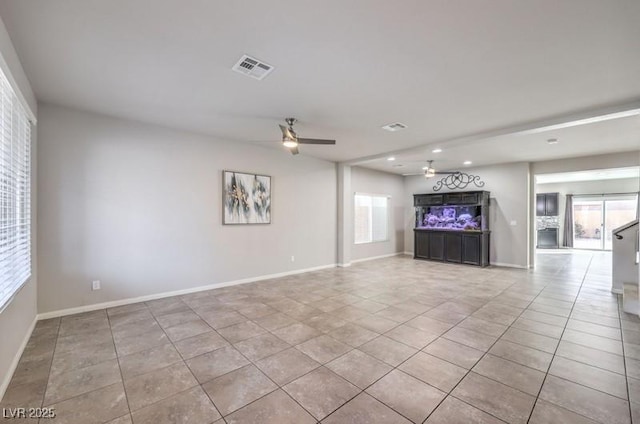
[413,191,490,267]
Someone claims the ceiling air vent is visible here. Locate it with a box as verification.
[382,122,408,132]
[232,54,274,80]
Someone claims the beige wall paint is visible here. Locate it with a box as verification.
[404,162,530,268]
[37,104,338,314]
[0,16,38,399]
[351,166,404,261]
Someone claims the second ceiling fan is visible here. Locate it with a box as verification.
[279,118,336,155]
[404,160,461,178]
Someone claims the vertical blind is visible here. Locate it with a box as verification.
[0,66,31,311]
[354,193,389,244]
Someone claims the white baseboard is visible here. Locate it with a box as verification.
[38,263,337,320]
[403,251,414,256]
[337,263,351,268]
[491,262,528,269]
[351,252,404,264]
[0,315,37,401]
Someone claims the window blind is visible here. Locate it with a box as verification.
[0,66,31,311]
[354,193,389,244]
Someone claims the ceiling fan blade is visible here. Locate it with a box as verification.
[279,124,297,141]
[297,138,336,145]
[290,146,299,155]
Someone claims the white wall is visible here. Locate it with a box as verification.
[0,16,38,400]
[404,162,530,268]
[532,151,640,175]
[351,166,404,261]
[536,177,640,245]
[37,104,338,314]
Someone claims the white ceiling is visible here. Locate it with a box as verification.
[536,166,640,184]
[0,0,639,163]
[362,114,640,175]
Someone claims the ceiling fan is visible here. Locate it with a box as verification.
[404,160,461,178]
[279,118,336,155]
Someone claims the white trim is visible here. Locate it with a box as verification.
[0,315,36,401]
[351,252,403,264]
[403,251,414,256]
[612,288,623,295]
[491,262,528,269]
[337,263,351,268]
[38,263,337,319]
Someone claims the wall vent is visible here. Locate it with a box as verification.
[382,122,408,132]
[232,55,274,80]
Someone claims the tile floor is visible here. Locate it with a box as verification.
[2,250,639,423]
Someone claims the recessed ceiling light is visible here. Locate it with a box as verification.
[387,157,396,161]
[463,161,472,165]
[422,166,429,170]
[432,148,442,153]
[547,138,559,145]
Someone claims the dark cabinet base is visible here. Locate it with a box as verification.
[414,229,490,267]
[537,228,559,249]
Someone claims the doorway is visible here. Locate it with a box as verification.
[573,195,638,250]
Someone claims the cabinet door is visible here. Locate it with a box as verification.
[460,193,479,204]
[462,234,480,265]
[429,233,445,260]
[415,232,429,259]
[414,195,427,206]
[536,194,546,216]
[444,233,462,263]
[444,194,462,204]
[425,195,444,205]
[545,194,559,216]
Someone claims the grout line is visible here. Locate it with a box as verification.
[38,319,61,409]
[618,293,634,424]
[106,312,133,419]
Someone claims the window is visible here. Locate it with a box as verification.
[354,193,389,244]
[0,67,31,311]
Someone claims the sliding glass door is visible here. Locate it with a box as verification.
[573,195,638,250]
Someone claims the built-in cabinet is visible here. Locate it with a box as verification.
[413,191,490,267]
[536,193,559,216]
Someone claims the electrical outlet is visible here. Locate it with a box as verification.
[291,256,295,262]
[92,280,101,291]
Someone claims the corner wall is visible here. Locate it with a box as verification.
[403,162,530,268]
[351,166,404,261]
[37,104,338,314]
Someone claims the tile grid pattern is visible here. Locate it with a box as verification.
[0,251,637,424]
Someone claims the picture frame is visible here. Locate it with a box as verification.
[222,170,272,225]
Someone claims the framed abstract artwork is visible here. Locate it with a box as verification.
[223,170,272,224]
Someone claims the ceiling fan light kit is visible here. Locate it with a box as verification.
[278,118,336,155]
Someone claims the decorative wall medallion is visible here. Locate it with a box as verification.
[433,172,485,192]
